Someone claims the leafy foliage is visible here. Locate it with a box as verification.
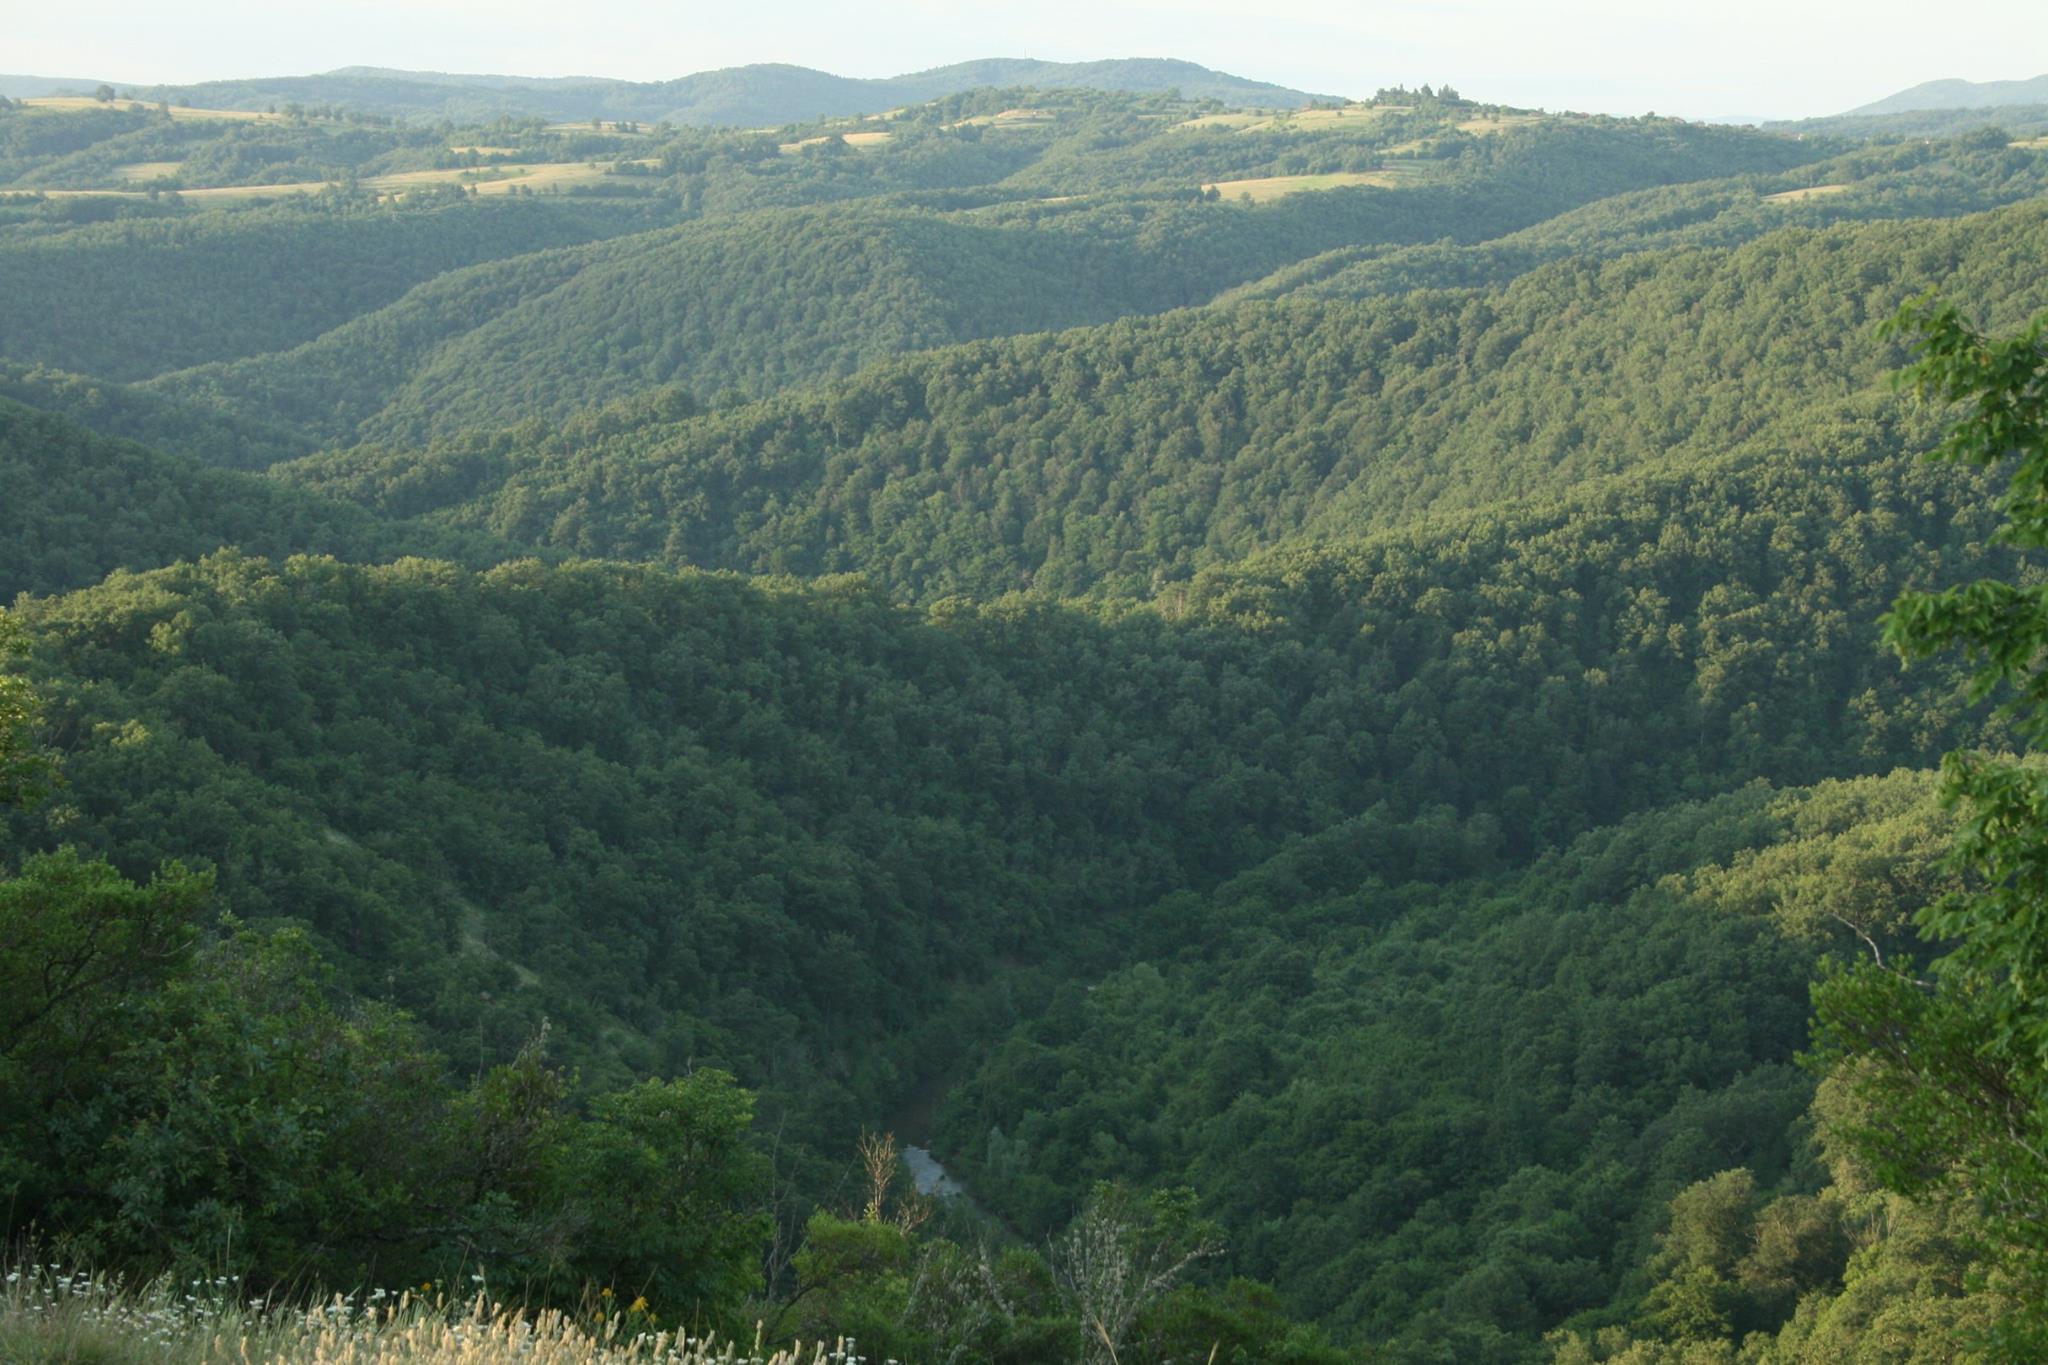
[1810,298,2048,1357]
[4,80,2046,1361]
[275,200,2048,600]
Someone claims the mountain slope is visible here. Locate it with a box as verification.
[0,195,662,382]
[1848,73,2048,115]
[271,200,2048,600]
[135,58,1335,127]
[1221,131,2048,305]
[0,74,124,98]
[137,117,1829,455]
[2,398,2008,1351]
[0,398,503,599]
[940,769,1953,1356]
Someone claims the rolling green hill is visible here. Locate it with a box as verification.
[2,59,2047,1365]
[132,115,1830,454]
[0,399,504,599]
[128,58,1334,127]
[1221,130,2048,304]
[269,200,2048,601]
[1847,72,2048,116]
[1,401,2010,1350]
[0,193,664,381]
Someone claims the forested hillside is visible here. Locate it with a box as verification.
[1222,130,2048,303]
[3,70,2047,1364]
[0,400,506,596]
[0,421,2015,1351]
[272,199,2048,599]
[123,58,1332,127]
[124,111,1829,453]
[0,194,664,378]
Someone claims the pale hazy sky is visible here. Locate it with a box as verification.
[10,0,2047,121]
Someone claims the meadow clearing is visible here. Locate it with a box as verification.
[19,95,283,121]
[1202,168,1410,200]
[2,159,658,201]
[1763,183,1853,201]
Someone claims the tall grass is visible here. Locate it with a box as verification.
[0,1261,878,1364]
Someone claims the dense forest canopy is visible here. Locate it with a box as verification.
[3,71,2047,1364]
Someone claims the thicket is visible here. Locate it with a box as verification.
[271,201,2048,601]
[3,90,2046,1360]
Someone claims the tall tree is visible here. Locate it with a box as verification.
[0,611,47,807]
[1814,296,2048,1355]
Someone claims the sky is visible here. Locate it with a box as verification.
[9,0,2048,121]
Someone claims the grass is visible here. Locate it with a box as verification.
[1764,183,1852,202]
[2012,136,2048,149]
[0,1261,863,1365]
[778,132,893,153]
[1288,104,1394,124]
[943,108,1054,129]
[1176,106,1398,134]
[3,160,660,202]
[1202,170,1404,202]
[1173,112,1273,131]
[1456,113,1545,135]
[1176,105,1543,142]
[20,97,280,123]
[112,161,183,183]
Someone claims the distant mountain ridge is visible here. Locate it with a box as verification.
[0,73,125,98]
[1847,73,2048,115]
[113,57,1337,125]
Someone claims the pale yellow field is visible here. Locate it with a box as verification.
[1198,108,1546,144]
[945,107,1055,129]
[4,159,660,203]
[1290,104,1396,124]
[1175,112,1270,131]
[544,120,651,135]
[1457,113,1545,135]
[778,130,893,152]
[2012,136,2048,149]
[1764,183,1852,202]
[22,96,281,122]
[448,145,524,156]
[1204,170,1401,202]
[113,160,184,182]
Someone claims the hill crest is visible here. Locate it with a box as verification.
[1847,72,2048,115]
[124,57,1339,126]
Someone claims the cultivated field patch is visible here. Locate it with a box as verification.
[112,160,184,182]
[946,108,1055,129]
[779,131,894,152]
[1457,113,1545,134]
[21,96,282,122]
[1764,183,1853,202]
[1289,104,1396,124]
[1203,169,1401,201]
[3,159,659,202]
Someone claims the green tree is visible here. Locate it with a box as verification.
[557,1073,771,1329]
[0,611,48,806]
[1814,296,2048,1355]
